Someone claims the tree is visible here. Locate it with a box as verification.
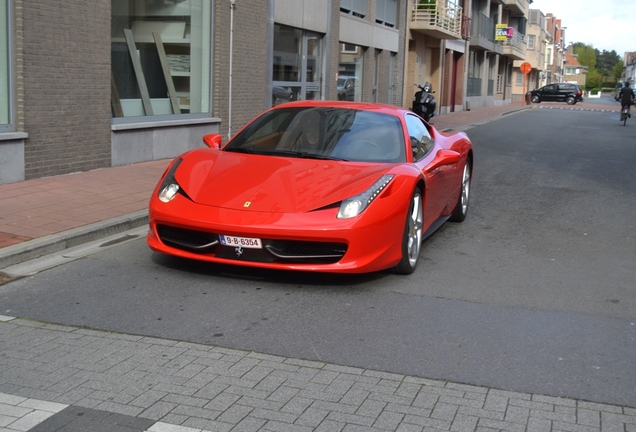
[597,50,621,77]
[613,61,624,83]
[586,69,603,89]
[572,43,597,69]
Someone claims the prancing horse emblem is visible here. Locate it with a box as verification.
[244,201,251,207]
[235,246,243,257]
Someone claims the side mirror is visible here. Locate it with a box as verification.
[202,133,223,149]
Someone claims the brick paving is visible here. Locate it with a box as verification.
[1,317,634,432]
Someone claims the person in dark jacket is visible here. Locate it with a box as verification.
[619,81,635,118]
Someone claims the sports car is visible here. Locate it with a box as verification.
[147,100,472,274]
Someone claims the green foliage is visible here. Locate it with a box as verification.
[586,69,603,89]
[612,61,624,82]
[570,43,624,88]
[573,43,597,69]
[597,50,621,76]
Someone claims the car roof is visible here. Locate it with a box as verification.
[270,100,408,116]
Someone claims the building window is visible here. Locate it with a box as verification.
[273,25,322,104]
[341,43,358,54]
[340,0,367,18]
[111,0,212,119]
[516,71,523,86]
[338,43,364,101]
[0,0,12,130]
[527,35,535,50]
[376,0,397,27]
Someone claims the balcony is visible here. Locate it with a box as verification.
[503,0,528,16]
[502,29,526,60]
[410,1,464,40]
[470,12,502,54]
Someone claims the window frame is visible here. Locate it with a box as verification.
[0,0,15,132]
[110,0,213,125]
[405,113,434,162]
[376,0,397,28]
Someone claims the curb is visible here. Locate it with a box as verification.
[440,106,531,132]
[0,210,148,269]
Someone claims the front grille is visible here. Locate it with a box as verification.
[157,225,219,251]
[156,224,347,264]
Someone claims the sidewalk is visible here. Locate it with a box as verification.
[1,102,633,432]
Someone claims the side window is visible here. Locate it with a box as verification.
[405,114,434,161]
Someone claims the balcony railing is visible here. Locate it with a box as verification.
[472,12,494,42]
[411,1,464,40]
[502,29,526,59]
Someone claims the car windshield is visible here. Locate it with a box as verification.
[226,107,406,163]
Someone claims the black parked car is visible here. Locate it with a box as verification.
[527,83,584,105]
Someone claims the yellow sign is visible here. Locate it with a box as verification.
[495,24,509,41]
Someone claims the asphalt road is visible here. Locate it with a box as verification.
[1,106,634,407]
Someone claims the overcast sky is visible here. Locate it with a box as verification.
[528,0,635,57]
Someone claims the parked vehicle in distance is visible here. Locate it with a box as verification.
[272,86,293,106]
[147,101,473,274]
[337,76,358,101]
[527,83,584,105]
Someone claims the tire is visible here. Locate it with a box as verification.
[566,96,576,105]
[393,189,423,275]
[531,95,540,103]
[449,160,471,223]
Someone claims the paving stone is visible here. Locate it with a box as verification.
[1,319,635,432]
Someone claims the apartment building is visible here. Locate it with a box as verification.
[511,9,549,96]
[404,0,470,114]
[622,51,636,85]
[460,0,531,108]
[543,13,567,85]
[0,0,407,185]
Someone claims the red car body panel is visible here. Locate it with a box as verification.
[147,101,472,274]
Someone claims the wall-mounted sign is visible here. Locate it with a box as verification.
[495,24,511,41]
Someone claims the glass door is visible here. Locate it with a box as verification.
[272,25,322,105]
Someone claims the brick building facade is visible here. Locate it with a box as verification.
[0,0,407,184]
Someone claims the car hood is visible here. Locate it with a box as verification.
[174,149,392,213]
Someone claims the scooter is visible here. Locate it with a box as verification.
[411,82,436,122]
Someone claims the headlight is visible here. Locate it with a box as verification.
[159,184,180,203]
[337,174,394,219]
[157,158,183,203]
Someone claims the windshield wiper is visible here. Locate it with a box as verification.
[260,150,348,161]
[225,148,348,161]
[224,147,255,154]
[298,153,348,161]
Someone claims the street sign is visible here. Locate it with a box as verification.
[520,62,532,74]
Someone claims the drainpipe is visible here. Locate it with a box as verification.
[228,0,236,139]
[440,40,445,115]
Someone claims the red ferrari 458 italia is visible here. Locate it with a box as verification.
[147,101,472,274]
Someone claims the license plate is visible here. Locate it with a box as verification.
[219,235,263,249]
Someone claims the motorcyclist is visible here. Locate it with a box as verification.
[618,81,635,119]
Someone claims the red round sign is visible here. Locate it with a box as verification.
[520,62,532,74]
